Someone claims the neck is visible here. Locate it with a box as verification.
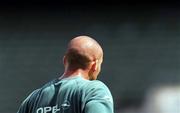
[60,69,90,80]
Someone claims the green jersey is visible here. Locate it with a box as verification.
[17,76,114,113]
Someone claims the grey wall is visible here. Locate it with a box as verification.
[0,3,180,113]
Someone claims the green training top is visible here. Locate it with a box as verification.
[17,75,114,113]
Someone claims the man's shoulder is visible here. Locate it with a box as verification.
[88,80,108,89]
[83,80,113,104]
[21,79,58,103]
[74,77,106,87]
[79,79,110,93]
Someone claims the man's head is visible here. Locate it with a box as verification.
[63,36,103,80]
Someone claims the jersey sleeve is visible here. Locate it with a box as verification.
[84,81,114,113]
[17,89,40,113]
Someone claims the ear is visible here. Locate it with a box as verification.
[91,60,98,72]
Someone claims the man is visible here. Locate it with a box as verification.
[17,36,114,113]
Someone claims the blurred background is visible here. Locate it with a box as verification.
[0,1,180,113]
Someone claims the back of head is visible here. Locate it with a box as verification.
[65,36,103,70]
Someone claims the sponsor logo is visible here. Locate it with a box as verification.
[36,105,60,113]
[36,100,71,113]
[61,100,70,110]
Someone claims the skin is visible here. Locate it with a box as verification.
[60,36,103,80]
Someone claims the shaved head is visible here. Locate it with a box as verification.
[65,36,103,70]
